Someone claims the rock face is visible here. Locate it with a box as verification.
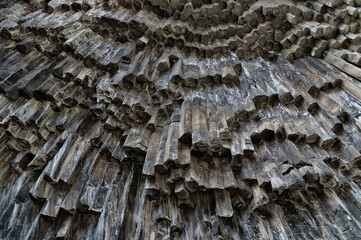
[0,0,361,239]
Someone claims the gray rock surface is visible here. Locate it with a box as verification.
[0,0,361,239]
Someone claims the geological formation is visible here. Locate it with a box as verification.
[1,0,361,239]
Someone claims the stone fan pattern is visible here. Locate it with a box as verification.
[1,0,361,239]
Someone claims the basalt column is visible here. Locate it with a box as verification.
[1,0,361,239]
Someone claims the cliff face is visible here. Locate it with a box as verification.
[0,0,361,239]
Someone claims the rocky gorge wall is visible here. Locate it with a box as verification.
[0,0,361,239]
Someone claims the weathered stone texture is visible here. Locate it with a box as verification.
[0,0,361,239]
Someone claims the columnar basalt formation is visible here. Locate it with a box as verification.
[0,0,361,239]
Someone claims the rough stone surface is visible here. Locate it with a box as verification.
[0,0,361,239]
